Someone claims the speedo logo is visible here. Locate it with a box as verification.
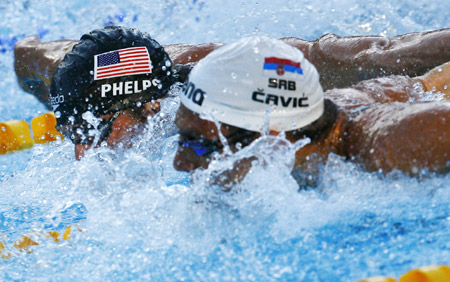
[252,88,309,108]
[50,94,64,105]
[183,82,205,106]
[101,79,160,98]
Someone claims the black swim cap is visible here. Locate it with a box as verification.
[49,25,173,143]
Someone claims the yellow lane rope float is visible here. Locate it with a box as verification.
[31,111,63,144]
[357,277,396,282]
[0,111,63,154]
[0,120,34,154]
[400,265,450,282]
[357,265,450,282]
[0,223,81,259]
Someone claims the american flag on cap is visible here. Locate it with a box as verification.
[94,47,153,80]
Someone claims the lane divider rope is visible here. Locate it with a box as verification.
[0,223,82,259]
[357,265,450,282]
[0,111,63,154]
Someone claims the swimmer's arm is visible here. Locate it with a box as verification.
[350,75,421,103]
[282,29,450,90]
[344,102,450,175]
[347,60,450,104]
[417,61,450,100]
[325,75,419,113]
[14,36,77,107]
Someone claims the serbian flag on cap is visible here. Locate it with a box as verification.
[263,57,303,79]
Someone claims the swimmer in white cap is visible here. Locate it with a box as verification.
[173,36,450,187]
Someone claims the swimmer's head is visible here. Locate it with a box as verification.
[179,36,324,133]
[175,36,325,174]
[50,25,173,145]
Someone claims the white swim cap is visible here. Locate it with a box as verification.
[180,36,324,132]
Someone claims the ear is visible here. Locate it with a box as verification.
[269,130,280,136]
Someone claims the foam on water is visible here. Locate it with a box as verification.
[0,1,449,281]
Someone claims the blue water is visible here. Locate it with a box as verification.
[1,1,449,281]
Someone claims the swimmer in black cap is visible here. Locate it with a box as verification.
[36,26,179,159]
[47,26,175,159]
[14,25,209,159]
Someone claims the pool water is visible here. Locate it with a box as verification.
[1,1,449,281]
